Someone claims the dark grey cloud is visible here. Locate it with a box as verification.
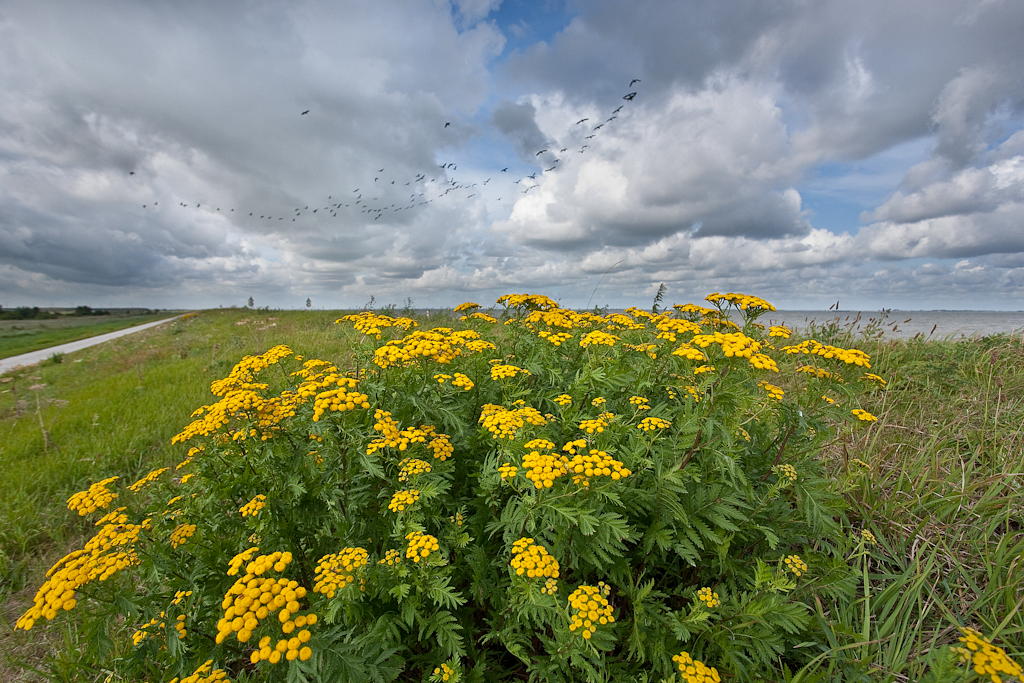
[492,100,550,162]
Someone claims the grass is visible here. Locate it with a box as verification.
[1,310,1021,680]
[0,313,179,359]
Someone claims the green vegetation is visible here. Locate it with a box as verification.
[0,301,1021,682]
[0,313,177,360]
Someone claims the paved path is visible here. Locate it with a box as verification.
[0,315,185,375]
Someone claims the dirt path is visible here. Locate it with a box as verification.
[0,315,184,375]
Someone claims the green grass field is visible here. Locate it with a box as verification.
[0,313,179,359]
[0,309,1020,679]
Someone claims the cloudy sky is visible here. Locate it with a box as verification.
[2,0,1024,310]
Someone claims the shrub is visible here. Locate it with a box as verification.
[17,291,1010,681]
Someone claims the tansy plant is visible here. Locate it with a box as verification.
[18,291,992,683]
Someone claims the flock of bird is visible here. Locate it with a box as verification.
[134,79,644,224]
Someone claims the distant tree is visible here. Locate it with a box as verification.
[306,297,312,309]
[651,283,667,314]
[247,297,255,308]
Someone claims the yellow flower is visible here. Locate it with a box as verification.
[851,408,878,422]
[313,547,369,597]
[637,416,671,432]
[498,463,519,480]
[387,489,421,513]
[239,494,267,517]
[705,291,776,312]
[758,380,784,401]
[696,587,720,608]
[405,531,439,562]
[170,523,197,548]
[553,394,573,406]
[567,584,615,639]
[67,476,119,516]
[672,651,722,683]
[954,628,1022,683]
[768,325,792,338]
[579,330,619,348]
[510,538,560,579]
[398,458,432,482]
[773,464,797,482]
[490,364,531,380]
[784,554,808,577]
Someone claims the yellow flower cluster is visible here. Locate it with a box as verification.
[565,449,632,486]
[674,303,716,317]
[553,394,572,406]
[510,538,560,579]
[691,332,762,358]
[216,550,316,666]
[693,364,715,375]
[748,352,779,372]
[453,302,480,312]
[706,291,776,311]
[522,451,569,488]
[954,628,1023,683]
[379,549,402,566]
[796,364,843,381]
[128,467,168,492]
[208,345,293,397]
[479,403,547,439]
[168,660,231,683]
[334,311,417,338]
[421,431,452,461]
[696,586,720,608]
[567,583,615,639]
[435,372,474,390]
[579,413,612,434]
[227,546,260,576]
[542,578,558,595]
[859,529,877,545]
[628,395,650,409]
[672,651,722,682]
[524,438,555,450]
[16,511,148,630]
[67,476,119,516]
[781,339,871,367]
[388,489,421,512]
[638,416,671,432]
[240,495,267,517]
[311,377,371,422]
[432,663,456,681]
[313,547,369,597]
[625,342,658,358]
[862,372,887,386]
[821,395,837,405]
[132,611,187,646]
[579,330,620,348]
[851,408,878,422]
[562,439,588,455]
[768,325,792,338]
[758,381,784,401]
[671,344,707,361]
[464,311,498,323]
[684,385,701,401]
[373,328,486,368]
[657,318,703,336]
[498,463,519,479]
[538,330,573,346]
[773,464,797,482]
[170,523,197,548]
[398,458,432,481]
[496,293,559,310]
[405,531,439,562]
[784,554,808,577]
[491,364,531,380]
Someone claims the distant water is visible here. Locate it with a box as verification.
[758,310,1024,340]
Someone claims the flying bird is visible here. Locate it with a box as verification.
[300,110,310,115]
[444,121,451,128]
[612,105,623,114]
[128,171,135,175]
[535,149,548,156]
[623,92,637,101]
[559,147,567,152]
[629,79,641,87]
[544,165,557,172]
[501,167,508,172]
[593,124,604,130]
[575,118,589,125]
[585,134,596,139]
